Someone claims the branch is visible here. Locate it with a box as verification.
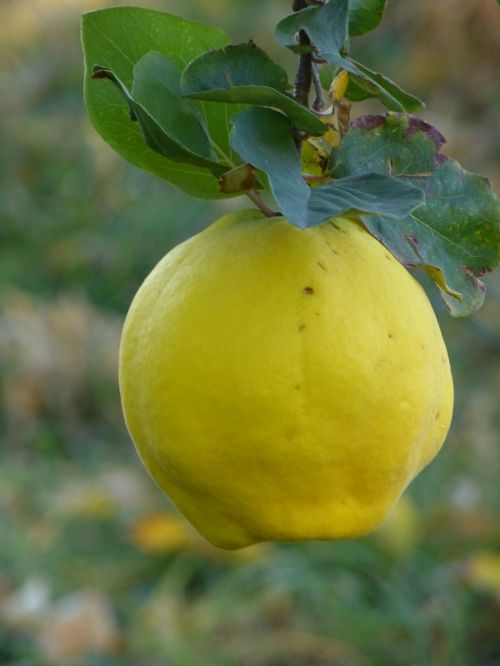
[311,63,325,111]
[292,0,312,107]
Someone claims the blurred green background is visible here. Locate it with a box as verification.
[1,1,500,664]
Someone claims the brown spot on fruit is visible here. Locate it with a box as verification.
[388,333,394,339]
[317,262,327,271]
[298,324,306,332]
[303,287,314,295]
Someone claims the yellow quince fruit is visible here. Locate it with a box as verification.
[119,210,453,549]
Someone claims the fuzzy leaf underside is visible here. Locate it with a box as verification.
[307,173,424,225]
[82,7,242,198]
[275,0,423,113]
[275,0,349,55]
[231,108,424,229]
[333,114,500,315]
[231,108,311,225]
[180,43,326,135]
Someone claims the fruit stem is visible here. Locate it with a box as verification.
[246,190,281,217]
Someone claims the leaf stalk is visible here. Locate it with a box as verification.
[246,190,281,217]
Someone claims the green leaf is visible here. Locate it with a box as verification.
[344,75,379,102]
[333,114,500,315]
[348,0,388,36]
[231,108,310,226]
[132,53,216,162]
[347,60,424,113]
[182,41,290,94]
[82,7,241,198]
[180,42,326,135]
[307,173,424,225]
[91,64,225,174]
[331,114,441,176]
[319,63,421,111]
[275,0,423,113]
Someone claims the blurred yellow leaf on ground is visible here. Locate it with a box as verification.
[375,495,422,556]
[129,510,272,562]
[129,512,194,553]
[465,551,500,598]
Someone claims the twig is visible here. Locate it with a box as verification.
[294,32,312,106]
[292,0,312,107]
[311,63,324,111]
